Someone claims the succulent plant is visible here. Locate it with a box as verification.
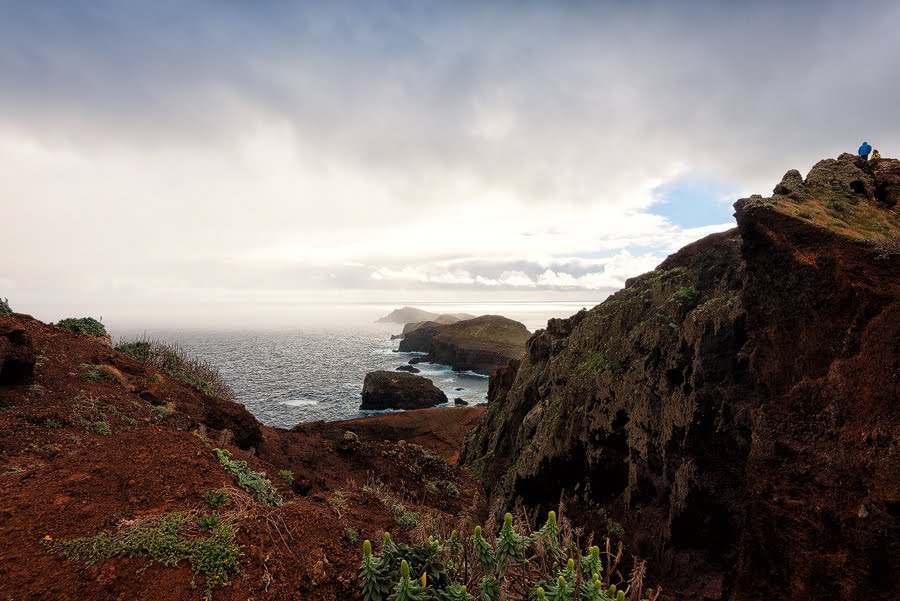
[479,575,500,601]
[495,513,524,576]
[580,546,602,582]
[389,560,425,601]
[473,526,495,576]
[442,583,471,601]
[360,540,392,601]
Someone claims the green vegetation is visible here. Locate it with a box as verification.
[198,515,220,531]
[578,352,608,374]
[0,297,11,316]
[77,364,116,383]
[277,469,294,486]
[115,337,233,400]
[213,448,282,507]
[346,527,360,543]
[153,405,174,419]
[90,421,111,435]
[205,489,228,509]
[668,286,699,304]
[57,317,107,338]
[358,511,644,601]
[45,512,240,600]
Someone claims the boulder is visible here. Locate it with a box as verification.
[360,371,448,410]
[396,365,420,373]
[453,398,468,406]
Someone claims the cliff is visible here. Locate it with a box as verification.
[460,154,900,600]
[398,315,530,375]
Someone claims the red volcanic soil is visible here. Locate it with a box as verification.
[0,313,484,600]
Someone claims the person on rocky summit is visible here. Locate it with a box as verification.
[872,149,882,160]
[858,140,872,159]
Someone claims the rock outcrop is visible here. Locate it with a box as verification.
[0,324,36,386]
[398,315,530,375]
[460,154,900,600]
[360,370,448,410]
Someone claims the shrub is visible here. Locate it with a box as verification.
[0,297,11,316]
[45,511,239,600]
[116,337,233,400]
[198,515,220,531]
[213,448,281,507]
[57,317,107,338]
[204,489,228,508]
[345,527,359,543]
[277,469,294,486]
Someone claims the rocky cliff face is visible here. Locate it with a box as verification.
[460,154,900,600]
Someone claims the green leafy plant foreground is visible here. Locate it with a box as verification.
[358,511,651,601]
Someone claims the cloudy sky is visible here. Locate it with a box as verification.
[1,1,897,327]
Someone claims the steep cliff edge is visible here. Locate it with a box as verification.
[460,154,900,600]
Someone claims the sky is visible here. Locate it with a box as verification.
[1,0,898,328]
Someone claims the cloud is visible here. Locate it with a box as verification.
[1,1,898,326]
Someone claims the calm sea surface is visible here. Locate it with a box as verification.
[111,302,591,428]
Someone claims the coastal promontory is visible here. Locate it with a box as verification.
[398,314,530,375]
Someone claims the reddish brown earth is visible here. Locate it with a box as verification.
[0,314,484,600]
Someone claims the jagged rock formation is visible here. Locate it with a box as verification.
[398,315,530,375]
[460,154,900,600]
[360,370,448,410]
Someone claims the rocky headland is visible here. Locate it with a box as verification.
[460,154,900,600]
[397,314,530,375]
[376,306,475,325]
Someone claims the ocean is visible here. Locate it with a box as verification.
[111,302,592,429]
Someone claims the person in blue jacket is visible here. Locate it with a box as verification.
[859,141,872,159]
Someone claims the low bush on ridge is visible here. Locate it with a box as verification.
[0,297,11,316]
[115,336,233,400]
[57,317,107,338]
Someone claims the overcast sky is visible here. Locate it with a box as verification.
[1,1,898,327]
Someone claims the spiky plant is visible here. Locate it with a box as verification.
[534,510,565,563]
[442,583,471,601]
[390,560,425,601]
[495,513,524,576]
[535,587,546,601]
[578,573,604,601]
[562,559,576,585]
[478,575,500,601]
[580,546,602,582]
[550,575,574,601]
[361,540,393,601]
[473,526,495,576]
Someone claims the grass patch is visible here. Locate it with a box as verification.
[153,405,174,419]
[213,449,281,507]
[57,317,107,338]
[46,512,240,600]
[77,364,117,383]
[669,286,699,304]
[115,337,233,400]
[90,421,111,435]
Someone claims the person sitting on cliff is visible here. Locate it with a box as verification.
[872,149,882,160]
[858,141,872,160]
